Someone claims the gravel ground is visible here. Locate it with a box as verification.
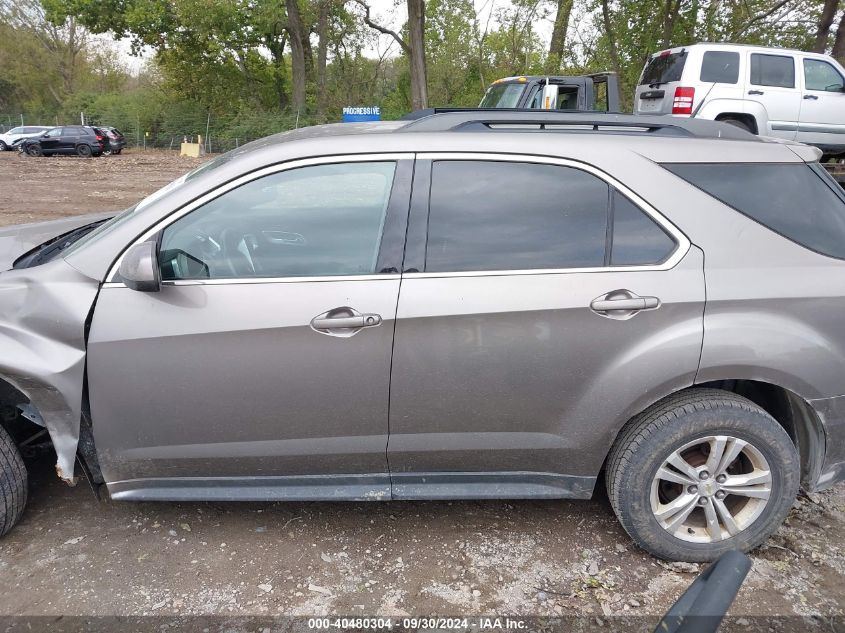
[0,148,844,626]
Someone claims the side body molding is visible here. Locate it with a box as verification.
[0,259,100,481]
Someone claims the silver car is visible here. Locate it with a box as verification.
[1,112,843,562]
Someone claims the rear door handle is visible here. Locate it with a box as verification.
[804,94,819,100]
[590,297,659,311]
[590,291,660,320]
[748,90,764,95]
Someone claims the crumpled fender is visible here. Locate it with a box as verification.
[0,259,100,483]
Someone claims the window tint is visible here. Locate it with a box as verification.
[641,52,687,85]
[611,192,676,265]
[44,128,61,138]
[700,51,740,84]
[8,127,22,135]
[159,162,396,280]
[425,161,609,272]
[804,59,844,91]
[664,163,845,259]
[750,54,795,88]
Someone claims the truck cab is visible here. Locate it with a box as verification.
[479,73,620,112]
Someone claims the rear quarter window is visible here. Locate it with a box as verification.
[700,51,740,84]
[663,163,845,260]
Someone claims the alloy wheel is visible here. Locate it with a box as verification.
[650,435,772,543]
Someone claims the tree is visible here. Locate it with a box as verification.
[813,0,839,52]
[545,0,574,73]
[352,0,428,109]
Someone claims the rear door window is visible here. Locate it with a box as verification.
[641,52,687,86]
[664,163,845,259]
[750,54,795,88]
[610,192,676,265]
[425,160,610,272]
[700,51,740,84]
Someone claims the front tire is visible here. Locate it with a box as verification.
[26,145,42,157]
[0,424,27,537]
[0,140,7,151]
[606,389,799,562]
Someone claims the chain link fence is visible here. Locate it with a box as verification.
[0,108,326,154]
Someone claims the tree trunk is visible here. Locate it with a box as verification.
[661,0,682,48]
[286,0,308,112]
[544,0,573,74]
[814,0,839,52]
[833,9,845,61]
[406,0,428,110]
[316,0,329,120]
[601,0,622,81]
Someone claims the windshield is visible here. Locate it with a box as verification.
[641,52,687,86]
[479,82,526,108]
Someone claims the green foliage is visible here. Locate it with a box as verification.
[2,0,839,142]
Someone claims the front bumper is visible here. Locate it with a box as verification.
[809,394,845,490]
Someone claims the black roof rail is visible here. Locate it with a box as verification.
[400,109,759,141]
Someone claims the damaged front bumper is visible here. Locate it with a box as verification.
[0,259,99,482]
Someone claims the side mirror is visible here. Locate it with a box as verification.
[118,241,161,292]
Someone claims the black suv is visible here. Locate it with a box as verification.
[22,126,109,157]
[99,126,126,155]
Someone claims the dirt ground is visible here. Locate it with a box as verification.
[0,149,844,628]
[0,148,210,227]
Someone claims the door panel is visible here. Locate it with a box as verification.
[798,57,845,148]
[89,279,400,484]
[88,157,412,499]
[746,52,801,139]
[388,253,705,481]
[387,156,705,497]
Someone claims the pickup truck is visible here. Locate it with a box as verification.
[478,72,620,112]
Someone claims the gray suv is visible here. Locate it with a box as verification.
[1,112,843,562]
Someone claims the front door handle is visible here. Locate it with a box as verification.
[748,90,764,95]
[311,307,381,337]
[804,94,819,100]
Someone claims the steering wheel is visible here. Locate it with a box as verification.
[220,228,256,277]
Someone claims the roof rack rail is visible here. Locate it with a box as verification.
[400,108,758,141]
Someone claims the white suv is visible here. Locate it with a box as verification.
[0,126,53,152]
[634,43,845,159]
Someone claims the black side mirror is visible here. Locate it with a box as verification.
[653,550,752,633]
[118,241,161,292]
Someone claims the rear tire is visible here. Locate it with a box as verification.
[606,388,799,562]
[76,144,92,158]
[0,140,7,151]
[113,148,122,155]
[0,424,27,537]
[719,117,754,134]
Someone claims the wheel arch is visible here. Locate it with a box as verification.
[603,380,824,492]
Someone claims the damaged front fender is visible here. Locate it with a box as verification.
[0,259,100,483]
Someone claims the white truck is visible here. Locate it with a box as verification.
[634,43,845,160]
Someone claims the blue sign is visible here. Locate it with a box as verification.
[342,106,381,123]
